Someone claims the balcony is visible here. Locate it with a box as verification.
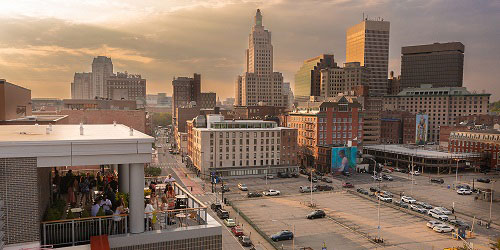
[41,182,210,248]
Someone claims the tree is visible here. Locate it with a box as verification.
[152,112,172,127]
[491,100,500,113]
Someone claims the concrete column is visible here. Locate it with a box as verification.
[129,163,145,234]
[118,164,130,193]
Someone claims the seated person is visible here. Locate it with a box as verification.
[91,200,101,217]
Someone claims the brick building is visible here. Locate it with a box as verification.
[105,72,146,101]
[59,109,147,133]
[380,111,415,144]
[287,96,363,172]
[232,105,287,120]
[449,130,500,170]
[438,125,470,150]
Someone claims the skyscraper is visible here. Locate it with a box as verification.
[172,74,201,117]
[401,42,464,89]
[346,19,390,96]
[91,56,113,98]
[294,54,336,100]
[71,72,92,99]
[235,9,286,107]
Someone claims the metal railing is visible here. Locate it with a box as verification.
[41,181,208,247]
[41,214,128,247]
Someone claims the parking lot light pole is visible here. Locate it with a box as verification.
[455,158,459,189]
[310,169,314,206]
[489,180,494,225]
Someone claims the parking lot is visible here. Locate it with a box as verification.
[219,172,498,249]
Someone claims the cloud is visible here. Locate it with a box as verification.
[0,0,498,100]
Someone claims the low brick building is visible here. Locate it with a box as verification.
[449,130,500,170]
[60,109,147,133]
[232,105,287,120]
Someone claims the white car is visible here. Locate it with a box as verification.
[428,209,449,221]
[401,196,417,204]
[410,171,421,176]
[427,220,445,229]
[410,204,427,214]
[266,174,274,179]
[372,175,382,181]
[433,224,454,233]
[434,207,452,215]
[263,189,280,196]
[377,194,392,202]
[238,183,248,191]
[457,188,472,195]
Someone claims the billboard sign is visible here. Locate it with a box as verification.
[331,146,358,174]
[415,114,429,145]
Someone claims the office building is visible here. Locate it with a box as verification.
[287,96,363,172]
[387,71,402,95]
[187,114,298,178]
[91,56,114,98]
[319,62,370,98]
[283,82,294,109]
[401,42,465,88]
[383,84,490,142]
[294,54,336,100]
[71,72,92,99]
[346,19,390,96]
[199,92,217,109]
[0,79,32,121]
[235,9,287,107]
[105,72,146,101]
[172,73,204,116]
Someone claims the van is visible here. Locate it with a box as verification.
[217,209,229,219]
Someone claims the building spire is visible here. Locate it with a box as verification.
[255,9,262,27]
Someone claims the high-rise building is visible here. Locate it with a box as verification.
[387,71,402,95]
[91,56,113,98]
[282,82,294,109]
[235,9,286,107]
[383,84,490,142]
[346,19,390,96]
[294,54,336,100]
[172,73,202,117]
[105,72,146,101]
[401,42,465,88]
[71,72,92,99]
[319,62,370,98]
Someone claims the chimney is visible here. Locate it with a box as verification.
[129,127,134,136]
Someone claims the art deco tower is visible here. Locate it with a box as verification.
[235,9,286,107]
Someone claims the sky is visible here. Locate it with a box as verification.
[0,0,499,101]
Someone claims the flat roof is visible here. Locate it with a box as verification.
[0,124,153,143]
[365,144,480,159]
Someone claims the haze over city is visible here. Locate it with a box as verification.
[0,0,499,100]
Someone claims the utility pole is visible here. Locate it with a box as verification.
[489,181,494,225]
[310,168,314,206]
[455,159,459,189]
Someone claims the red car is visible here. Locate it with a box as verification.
[231,226,244,237]
[343,182,354,188]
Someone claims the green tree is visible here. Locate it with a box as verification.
[152,112,172,127]
[491,100,500,113]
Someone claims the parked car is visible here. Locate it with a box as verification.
[211,203,222,212]
[477,178,490,183]
[315,184,334,191]
[401,196,417,204]
[431,178,444,184]
[224,218,236,227]
[448,219,470,230]
[393,200,409,208]
[427,220,445,229]
[299,186,317,193]
[377,194,392,202]
[265,174,274,179]
[239,236,252,247]
[247,192,263,198]
[221,185,230,193]
[263,189,281,196]
[372,175,382,181]
[308,176,318,183]
[321,177,333,183]
[456,184,471,190]
[231,226,244,236]
[306,209,326,219]
[379,191,394,197]
[290,172,299,178]
[238,183,248,191]
[382,174,393,181]
[394,167,402,172]
[428,209,449,221]
[434,207,452,215]
[416,201,433,209]
[410,204,427,214]
[369,186,380,192]
[217,209,230,219]
[277,172,291,178]
[433,224,454,233]
[357,188,369,195]
[342,171,351,177]
[271,230,294,241]
[410,170,421,176]
[342,182,354,188]
[457,188,472,195]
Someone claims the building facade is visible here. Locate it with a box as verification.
[71,72,92,99]
[380,111,415,144]
[105,72,146,101]
[319,62,370,98]
[294,54,336,100]
[0,79,32,121]
[188,114,298,178]
[346,19,390,96]
[235,9,287,107]
[198,92,217,109]
[383,85,490,142]
[287,96,363,172]
[91,56,114,98]
[232,105,287,120]
[401,42,464,89]
[387,71,401,95]
[449,130,500,170]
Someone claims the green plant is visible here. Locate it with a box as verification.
[96,207,105,217]
[66,210,76,220]
[81,209,90,218]
[116,192,129,207]
[45,207,62,221]
[145,167,162,177]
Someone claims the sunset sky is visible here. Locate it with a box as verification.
[0,0,499,100]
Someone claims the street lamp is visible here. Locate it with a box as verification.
[455,158,460,189]
[489,180,495,227]
[310,168,315,207]
[362,154,381,241]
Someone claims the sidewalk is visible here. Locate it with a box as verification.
[170,155,205,195]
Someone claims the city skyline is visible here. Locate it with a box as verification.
[0,0,499,100]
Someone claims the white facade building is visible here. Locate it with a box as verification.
[235,9,286,107]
